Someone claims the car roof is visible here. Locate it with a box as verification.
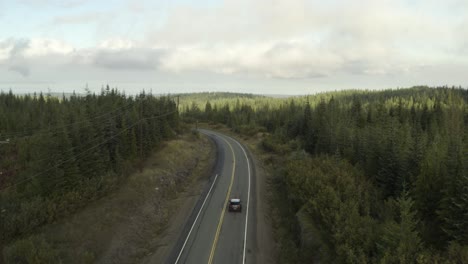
[230,198,241,203]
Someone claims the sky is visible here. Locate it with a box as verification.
[0,0,467,95]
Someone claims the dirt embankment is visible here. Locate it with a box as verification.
[6,133,215,264]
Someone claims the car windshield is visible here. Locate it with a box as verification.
[230,200,240,205]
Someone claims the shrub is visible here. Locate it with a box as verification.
[3,235,61,264]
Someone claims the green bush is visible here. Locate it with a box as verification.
[238,124,266,137]
[3,235,61,264]
[261,136,291,154]
[190,129,200,139]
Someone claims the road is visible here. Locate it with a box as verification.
[167,129,255,264]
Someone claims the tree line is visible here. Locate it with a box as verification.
[183,86,468,263]
[0,87,179,246]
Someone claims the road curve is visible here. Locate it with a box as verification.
[166,129,255,264]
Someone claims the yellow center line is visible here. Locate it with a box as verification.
[208,137,236,264]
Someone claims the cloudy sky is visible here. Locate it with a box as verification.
[0,0,467,95]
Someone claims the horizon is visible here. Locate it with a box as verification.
[2,85,467,98]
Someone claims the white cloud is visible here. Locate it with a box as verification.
[52,13,102,24]
[0,38,71,77]
[152,0,315,45]
[0,43,13,61]
[98,38,135,50]
[23,38,74,57]
[0,38,74,59]
[0,39,30,77]
[143,0,466,79]
[19,0,88,8]
[161,40,342,78]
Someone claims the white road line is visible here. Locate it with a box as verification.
[230,137,251,264]
[174,173,219,264]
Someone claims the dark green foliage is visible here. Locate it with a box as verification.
[438,138,468,244]
[3,234,61,264]
[0,89,179,246]
[284,156,378,263]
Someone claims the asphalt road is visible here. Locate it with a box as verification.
[167,129,255,264]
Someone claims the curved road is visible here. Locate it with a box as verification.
[167,129,255,264]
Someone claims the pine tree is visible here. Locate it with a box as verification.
[302,101,316,153]
[379,191,422,263]
[205,101,213,121]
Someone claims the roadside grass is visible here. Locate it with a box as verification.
[3,132,215,264]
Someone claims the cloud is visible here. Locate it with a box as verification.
[0,41,14,61]
[98,38,135,50]
[93,47,165,71]
[52,13,102,24]
[5,39,29,57]
[161,40,341,79]
[0,39,31,77]
[143,0,466,79]
[9,64,30,77]
[0,38,73,59]
[19,0,88,8]
[23,39,74,57]
[0,38,76,77]
[158,38,411,79]
[456,17,468,55]
[151,0,314,45]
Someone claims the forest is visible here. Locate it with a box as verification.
[0,87,179,252]
[1,86,467,263]
[183,86,468,263]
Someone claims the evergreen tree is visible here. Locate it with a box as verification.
[302,101,316,153]
[379,191,422,263]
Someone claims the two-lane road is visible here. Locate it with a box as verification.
[168,130,255,264]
